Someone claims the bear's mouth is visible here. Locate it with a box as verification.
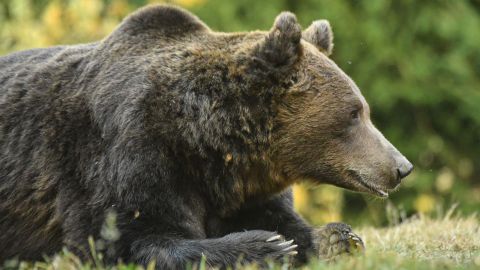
[357,178,389,198]
[346,170,389,198]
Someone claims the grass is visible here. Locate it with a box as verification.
[4,213,480,270]
[330,213,480,270]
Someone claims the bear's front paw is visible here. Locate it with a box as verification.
[227,230,298,264]
[313,223,364,260]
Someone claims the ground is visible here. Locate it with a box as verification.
[5,213,479,270]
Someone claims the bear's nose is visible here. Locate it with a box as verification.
[397,161,414,180]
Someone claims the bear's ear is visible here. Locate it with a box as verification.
[254,12,302,68]
[302,20,334,56]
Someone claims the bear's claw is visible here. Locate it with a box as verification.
[266,235,282,242]
[278,239,294,247]
[281,244,298,252]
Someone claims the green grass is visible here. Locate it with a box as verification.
[5,213,480,270]
[315,213,480,270]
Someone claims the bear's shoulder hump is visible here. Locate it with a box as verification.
[118,5,209,36]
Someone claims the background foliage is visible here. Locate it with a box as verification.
[0,0,479,227]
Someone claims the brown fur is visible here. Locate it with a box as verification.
[0,5,412,268]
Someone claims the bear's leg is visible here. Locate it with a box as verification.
[218,189,315,264]
[129,230,297,269]
[59,199,100,261]
[220,189,364,264]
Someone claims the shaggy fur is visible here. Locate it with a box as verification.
[0,5,412,269]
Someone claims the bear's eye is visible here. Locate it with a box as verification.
[350,109,360,120]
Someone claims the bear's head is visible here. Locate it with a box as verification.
[256,12,413,197]
[116,6,413,198]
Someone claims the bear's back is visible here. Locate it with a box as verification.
[0,43,99,99]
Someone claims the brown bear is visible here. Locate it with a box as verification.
[0,5,413,269]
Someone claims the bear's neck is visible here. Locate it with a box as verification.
[190,151,294,217]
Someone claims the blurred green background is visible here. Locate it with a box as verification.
[0,0,479,227]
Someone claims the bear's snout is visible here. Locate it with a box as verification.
[396,158,414,180]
